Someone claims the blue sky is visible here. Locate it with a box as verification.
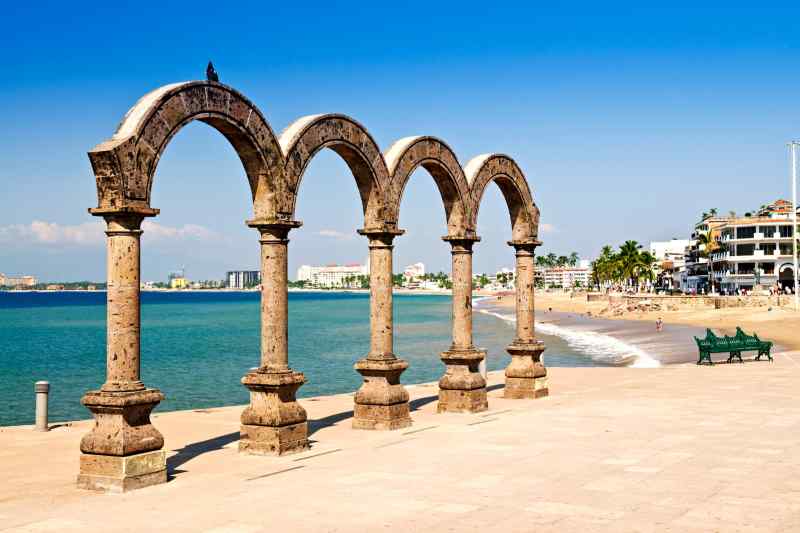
[1,2,799,281]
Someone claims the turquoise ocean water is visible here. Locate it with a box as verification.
[0,291,601,426]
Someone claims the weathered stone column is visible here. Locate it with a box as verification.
[78,207,167,493]
[353,229,412,430]
[438,236,487,413]
[504,239,548,399]
[240,220,309,455]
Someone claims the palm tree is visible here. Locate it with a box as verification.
[633,251,657,290]
[696,232,719,293]
[591,245,618,289]
[617,240,643,289]
[568,252,579,267]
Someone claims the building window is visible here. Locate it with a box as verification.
[780,225,794,238]
[761,243,776,255]
[736,226,756,239]
[759,225,776,236]
[736,244,755,256]
[738,263,755,275]
[761,263,775,275]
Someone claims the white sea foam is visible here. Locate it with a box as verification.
[476,309,660,368]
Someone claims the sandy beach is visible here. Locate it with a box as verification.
[489,292,800,355]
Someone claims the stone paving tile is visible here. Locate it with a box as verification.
[3,364,800,531]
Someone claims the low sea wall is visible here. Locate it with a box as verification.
[590,293,793,309]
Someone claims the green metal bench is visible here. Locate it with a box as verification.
[694,328,773,365]
[734,327,773,362]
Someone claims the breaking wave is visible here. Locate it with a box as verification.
[476,308,660,368]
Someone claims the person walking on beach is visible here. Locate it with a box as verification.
[656,317,663,332]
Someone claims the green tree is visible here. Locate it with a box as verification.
[696,232,720,293]
[568,252,579,267]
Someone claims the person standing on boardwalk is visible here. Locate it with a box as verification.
[656,317,663,332]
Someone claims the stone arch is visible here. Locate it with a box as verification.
[466,154,540,241]
[279,114,389,229]
[384,136,472,237]
[87,80,284,218]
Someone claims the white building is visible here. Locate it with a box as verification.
[227,270,261,289]
[675,200,799,294]
[649,240,691,292]
[488,268,515,290]
[712,214,798,293]
[543,267,590,288]
[0,273,38,287]
[296,263,369,288]
[403,262,425,280]
[650,239,692,262]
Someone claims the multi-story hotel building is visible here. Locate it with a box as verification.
[683,216,730,293]
[541,263,591,288]
[226,270,261,289]
[0,274,38,287]
[711,205,798,293]
[296,263,369,288]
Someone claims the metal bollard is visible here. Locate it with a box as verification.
[34,381,49,431]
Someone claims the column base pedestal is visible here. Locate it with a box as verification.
[438,388,488,413]
[504,340,549,399]
[240,370,309,456]
[78,387,166,492]
[437,348,488,413]
[353,357,412,430]
[353,403,412,430]
[77,450,167,493]
[239,422,309,455]
[504,376,549,399]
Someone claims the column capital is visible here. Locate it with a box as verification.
[508,239,542,255]
[358,227,405,248]
[247,218,303,242]
[442,234,481,254]
[90,206,158,235]
[89,205,160,218]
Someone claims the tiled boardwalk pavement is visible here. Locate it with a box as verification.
[3,355,800,532]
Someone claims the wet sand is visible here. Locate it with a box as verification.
[530,292,800,351]
[485,292,793,365]
[537,311,709,365]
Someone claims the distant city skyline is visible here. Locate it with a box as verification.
[2,3,799,282]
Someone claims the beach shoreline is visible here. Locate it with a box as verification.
[475,300,707,366]
[491,291,800,352]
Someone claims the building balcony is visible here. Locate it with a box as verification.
[729,234,793,243]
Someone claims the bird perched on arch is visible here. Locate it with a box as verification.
[206,61,219,82]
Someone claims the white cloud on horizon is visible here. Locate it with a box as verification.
[0,220,218,246]
[317,229,355,240]
[141,221,217,241]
